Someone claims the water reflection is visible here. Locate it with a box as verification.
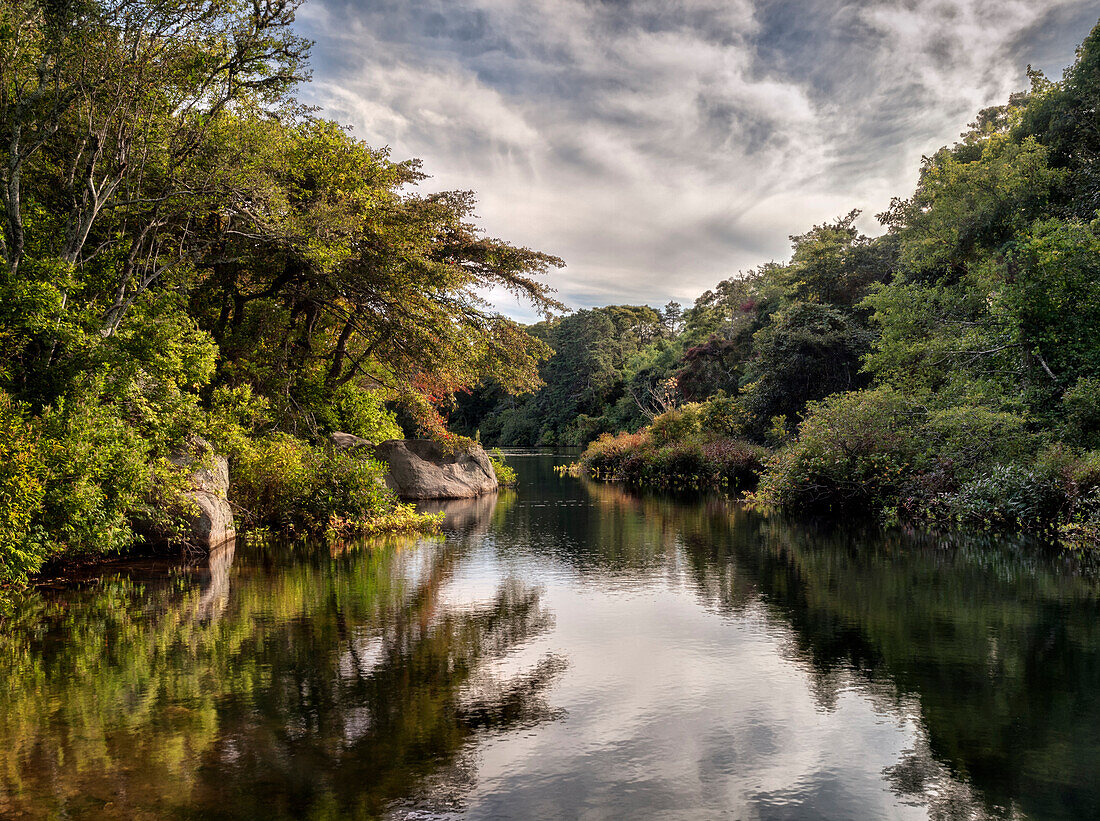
[3,454,1100,820]
[416,490,515,535]
[0,525,563,819]
[571,471,1100,820]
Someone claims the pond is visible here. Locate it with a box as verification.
[2,452,1099,820]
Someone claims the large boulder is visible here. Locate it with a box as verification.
[170,438,236,550]
[374,439,498,499]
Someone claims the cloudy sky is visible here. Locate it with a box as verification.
[295,0,1099,321]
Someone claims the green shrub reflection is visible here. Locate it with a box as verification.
[0,536,563,820]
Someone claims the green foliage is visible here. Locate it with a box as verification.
[454,305,672,446]
[741,302,874,426]
[649,404,703,446]
[37,396,193,557]
[950,464,1063,529]
[325,385,402,443]
[0,395,46,584]
[1062,377,1100,448]
[0,0,564,579]
[578,414,765,493]
[230,434,396,533]
[752,388,924,513]
[328,503,442,539]
[1000,217,1100,396]
[699,393,751,437]
[489,449,518,487]
[879,135,1062,282]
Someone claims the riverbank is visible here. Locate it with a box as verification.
[5,453,1100,819]
[571,395,1100,552]
[0,424,518,589]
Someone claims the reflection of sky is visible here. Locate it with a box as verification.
[391,538,975,819]
[297,0,1097,321]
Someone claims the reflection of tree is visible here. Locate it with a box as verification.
[579,479,1100,821]
[0,538,563,820]
[884,739,1022,821]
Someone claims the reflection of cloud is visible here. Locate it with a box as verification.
[298,0,1094,319]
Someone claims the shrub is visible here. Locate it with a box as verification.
[36,396,162,556]
[1059,451,1100,551]
[702,439,766,489]
[651,440,708,486]
[577,425,763,492]
[326,384,402,442]
[752,388,924,513]
[0,395,46,584]
[489,448,518,486]
[1063,377,1100,448]
[231,433,395,532]
[579,431,652,480]
[649,404,702,445]
[947,463,1063,529]
[925,405,1035,482]
[699,393,751,437]
[329,503,442,539]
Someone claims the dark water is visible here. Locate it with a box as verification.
[3,453,1100,820]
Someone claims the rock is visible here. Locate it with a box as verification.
[330,431,375,452]
[170,437,236,550]
[374,439,499,499]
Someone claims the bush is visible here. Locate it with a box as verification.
[947,463,1063,528]
[1058,450,1100,551]
[489,449,518,486]
[925,405,1035,482]
[579,431,651,479]
[752,388,924,513]
[0,395,46,584]
[651,440,708,486]
[577,425,763,492]
[1063,377,1100,448]
[36,396,164,557]
[702,438,766,489]
[699,393,751,437]
[326,384,402,442]
[230,433,396,532]
[649,404,702,445]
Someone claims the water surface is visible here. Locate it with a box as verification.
[2,452,1099,820]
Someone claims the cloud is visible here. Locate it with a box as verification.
[296,0,1097,321]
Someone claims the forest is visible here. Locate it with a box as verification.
[455,21,1100,550]
[2,0,1100,589]
[0,0,562,584]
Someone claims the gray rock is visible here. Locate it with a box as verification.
[330,431,375,452]
[170,438,236,550]
[374,439,499,499]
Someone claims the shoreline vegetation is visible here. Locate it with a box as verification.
[3,1,1100,590]
[0,0,561,587]
[486,22,1100,554]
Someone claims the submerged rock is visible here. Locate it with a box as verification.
[374,439,499,499]
[170,438,236,550]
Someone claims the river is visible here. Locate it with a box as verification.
[2,451,1099,820]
